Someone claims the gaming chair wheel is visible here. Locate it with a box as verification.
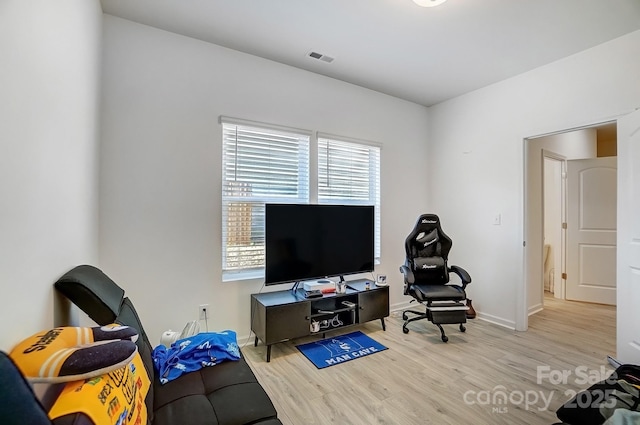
[460,324,466,332]
[402,326,409,334]
[441,335,449,343]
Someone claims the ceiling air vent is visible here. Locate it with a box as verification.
[307,51,334,63]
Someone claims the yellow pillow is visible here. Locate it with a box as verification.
[48,352,150,425]
[10,324,138,383]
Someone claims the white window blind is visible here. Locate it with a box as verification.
[222,120,310,279]
[317,136,381,260]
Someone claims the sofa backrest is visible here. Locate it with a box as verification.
[116,297,156,385]
[54,265,155,423]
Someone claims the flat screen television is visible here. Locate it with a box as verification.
[265,203,374,285]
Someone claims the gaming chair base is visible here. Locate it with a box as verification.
[402,303,467,342]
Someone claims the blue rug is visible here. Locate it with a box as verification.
[296,331,387,369]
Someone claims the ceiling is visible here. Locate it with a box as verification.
[100,0,640,107]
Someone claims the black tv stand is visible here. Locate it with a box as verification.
[251,279,389,362]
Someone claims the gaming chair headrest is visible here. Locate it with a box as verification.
[405,214,452,260]
[416,214,440,230]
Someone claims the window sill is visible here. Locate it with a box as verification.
[222,269,264,283]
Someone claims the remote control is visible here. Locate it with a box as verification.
[341,301,356,308]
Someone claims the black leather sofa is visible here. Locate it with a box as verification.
[50,264,282,425]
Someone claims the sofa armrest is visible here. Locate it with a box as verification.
[54,265,124,325]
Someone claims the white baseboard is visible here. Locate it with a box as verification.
[528,303,543,316]
[390,300,414,312]
[393,300,517,330]
[475,312,516,330]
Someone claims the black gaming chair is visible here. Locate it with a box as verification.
[399,214,472,342]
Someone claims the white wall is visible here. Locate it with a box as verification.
[99,15,430,343]
[428,30,640,330]
[0,0,102,351]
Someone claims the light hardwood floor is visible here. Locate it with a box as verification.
[242,295,615,425]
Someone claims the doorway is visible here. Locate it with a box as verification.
[524,122,617,316]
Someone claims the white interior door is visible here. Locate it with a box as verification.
[617,109,640,364]
[566,156,617,304]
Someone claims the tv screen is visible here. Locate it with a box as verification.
[265,204,374,285]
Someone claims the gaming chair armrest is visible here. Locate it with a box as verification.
[399,264,414,296]
[399,264,415,284]
[449,265,472,289]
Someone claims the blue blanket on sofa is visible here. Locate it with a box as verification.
[152,331,241,384]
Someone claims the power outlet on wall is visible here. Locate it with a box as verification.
[199,304,209,320]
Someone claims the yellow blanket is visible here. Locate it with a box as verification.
[48,352,150,425]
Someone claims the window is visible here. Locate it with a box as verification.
[317,135,381,261]
[221,118,382,281]
[221,118,310,280]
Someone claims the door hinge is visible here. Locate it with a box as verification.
[562,222,567,229]
[562,273,567,280]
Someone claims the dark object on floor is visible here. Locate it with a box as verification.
[54,265,282,425]
[466,299,476,319]
[555,363,640,425]
[399,214,473,342]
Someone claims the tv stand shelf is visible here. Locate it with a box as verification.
[250,279,389,362]
[311,306,355,317]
